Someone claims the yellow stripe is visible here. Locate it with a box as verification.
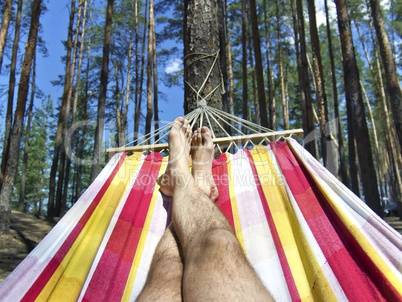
[38,153,143,302]
[288,142,402,297]
[121,156,167,301]
[225,153,246,253]
[250,146,337,301]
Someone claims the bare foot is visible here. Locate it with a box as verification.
[158,117,192,197]
[191,127,219,202]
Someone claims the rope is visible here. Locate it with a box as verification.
[115,52,303,154]
[184,50,223,104]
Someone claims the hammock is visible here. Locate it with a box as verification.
[0,107,401,301]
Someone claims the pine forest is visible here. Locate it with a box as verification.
[0,0,401,233]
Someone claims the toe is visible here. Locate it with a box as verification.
[172,118,181,129]
[186,127,192,143]
[197,129,202,141]
[195,129,202,143]
[176,117,185,125]
[201,127,212,145]
[182,119,189,132]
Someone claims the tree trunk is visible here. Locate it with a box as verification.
[249,0,268,127]
[58,0,85,217]
[293,0,317,157]
[366,1,402,215]
[0,0,12,74]
[48,0,76,221]
[276,0,289,130]
[307,0,333,168]
[361,80,385,199]
[1,0,22,188]
[36,175,44,216]
[225,0,234,117]
[123,28,133,143]
[248,35,259,124]
[153,22,159,140]
[133,0,139,140]
[334,0,382,216]
[355,21,395,201]
[218,0,229,114]
[91,0,114,181]
[369,0,402,154]
[61,0,88,215]
[241,0,248,125]
[76,42,91,201]
[0,0,42,233]
[145,0,154,135]
[184,0,222,113]
[114,62,122,145]
[134,0,147,142]
[19,53,36,212]
[263,0,276,129]
[325,0,348,184]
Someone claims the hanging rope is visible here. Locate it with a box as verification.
[110,103,303,155]
[109,50,303,155]
[184,50,224,104]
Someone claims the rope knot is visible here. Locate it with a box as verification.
[197,99,207,108]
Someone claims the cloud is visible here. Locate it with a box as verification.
[315,0,336,27]
[165,58,182,74]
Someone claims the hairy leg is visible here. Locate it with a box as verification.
[136,224,183,302]
[168,122,273,301]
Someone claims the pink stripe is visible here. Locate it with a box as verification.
[82,153,163,301]
[213,153,235,229]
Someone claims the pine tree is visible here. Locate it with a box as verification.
[334,0,382,215]
[249,0,268,127]
[1,0,23,188]
[0,0,13,74]
[91,0,114,181]
[48,0,76,221]
[369,0,402,153]
[0,0,43,233]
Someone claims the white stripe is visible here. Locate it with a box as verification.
[229,150,292,301]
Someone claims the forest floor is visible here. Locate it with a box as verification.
[0,211,55,283]
[0,211,401,284]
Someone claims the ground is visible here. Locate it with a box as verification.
[0,211,55,283]
[0,211,401,284]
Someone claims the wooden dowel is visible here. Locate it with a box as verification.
[106,129,304,154]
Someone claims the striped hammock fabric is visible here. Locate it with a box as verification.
[0,138,401,301]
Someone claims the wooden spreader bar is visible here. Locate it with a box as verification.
[106,129,304,154]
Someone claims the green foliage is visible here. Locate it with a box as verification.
[12,96,55,215]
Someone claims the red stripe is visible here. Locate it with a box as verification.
[82,152,163,301]
[213,153,235,229]
[272,142,387,301]
[21,153,127,302]
[245,149,301,301]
